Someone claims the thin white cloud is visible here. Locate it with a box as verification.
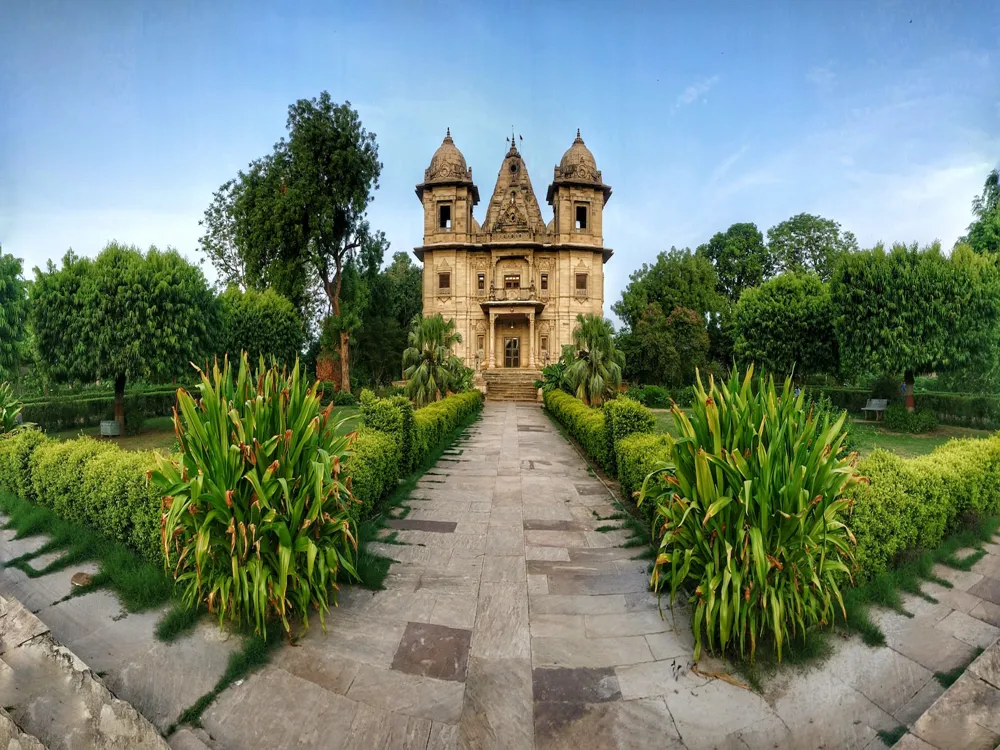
[675,75,720,109]
[711,146,748,182]
[807,64,836,87]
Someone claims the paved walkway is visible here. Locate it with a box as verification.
[3,402,1000,748]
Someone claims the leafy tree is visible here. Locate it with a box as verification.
[961,168,1000,255]
[564,314,625,406]
[31,243,218,431]
[831,241,1000,409]
[218,287,304,367]
[624,304,709,387]
[696,222,776,303]
[353,252,422,386]
[0,250,28,380]
[612,247,722,330]
[199,93,383,393]
[663,306,711,387]
[402,314,465,407]
[733,272,838,378]
[767,213,858,280]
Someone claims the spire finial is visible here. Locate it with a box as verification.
[446,127,451,137]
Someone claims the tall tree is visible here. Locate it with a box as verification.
[0,250,28,380]
[733,272,838,378]
[624,304,709,387]
[961,168,1000,255]
[612,247,722,330]
[696,222,776,303]
[199,93,383,393]
[767,213,858,280]
[831,241,1000,410]
[31,243,218,431]
[218,287,304,367]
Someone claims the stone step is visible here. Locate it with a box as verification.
[0,595,170,750]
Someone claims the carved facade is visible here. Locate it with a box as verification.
[414,129,612,374]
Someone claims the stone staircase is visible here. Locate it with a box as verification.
[0,594,170,750]
[483,368,542,402]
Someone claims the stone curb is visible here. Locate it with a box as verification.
[0,594,170,749]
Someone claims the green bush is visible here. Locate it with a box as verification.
[0,427,47,501]
[151,355,358,638]
[884,405,938,433]
[543,389,610,471]
[31,437,117,519]
[615,431,672,528]
[603,397,655,473]
[346,428,401,520]
[360,389,416,473]
[811,386,1000,428]
[1,382,23,433]
[412,391,483,466]
[19,390,176,433]
[849,436,1000,581]
[320,383,359,407]
[640,366,860,662]
[627,385,670,408]
[672,385,695,407]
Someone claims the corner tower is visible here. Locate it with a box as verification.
[546,130,612,247]
[415,129,480,245]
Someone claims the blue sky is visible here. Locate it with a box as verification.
[2,0,998,322]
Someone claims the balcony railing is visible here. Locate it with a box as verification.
[488,284,538,302]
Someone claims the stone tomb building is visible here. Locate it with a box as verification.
[413,129,612,399]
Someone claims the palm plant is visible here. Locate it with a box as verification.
[563,314,625,406]
[0,382,23,433]
[402,314,464,407]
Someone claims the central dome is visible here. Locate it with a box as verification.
[427,128,469,182]
[558,129,598,180]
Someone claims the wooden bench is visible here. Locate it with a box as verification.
[862,398,888,421]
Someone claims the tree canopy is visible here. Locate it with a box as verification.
[696,222,776,303]
[199,92,383,392]
[611,247,721,330]
[621,304,709,387]
[733,272,838,378]
[0,250,28,380]
[402,314,465,407]
[563,314,624,406]
[31,243,218,429]
[961,168,1000,255]
[767,213,858,280]
[831,241,1000,406]
[218,287,304,367]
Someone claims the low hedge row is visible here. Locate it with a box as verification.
[0,388,484,566]
[615,432,672,527]
[543,390,613,470]
[811,386,1000,429]
[20,391,177,434]
[849,436,1000,580]
[0,429,163,564]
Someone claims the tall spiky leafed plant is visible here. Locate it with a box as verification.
[402,314,465,407]
[150,354,358,639]
[639,365,861,663]
[563,314,625,406]
[0,382,23,434]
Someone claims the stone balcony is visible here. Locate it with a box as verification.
[478,285,547,312]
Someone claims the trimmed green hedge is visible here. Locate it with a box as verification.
[810,386,1000,429]
[603,397,656,474]
[346,428,401,521]
[616,432,672,528]
[544,390,612,470]
[848,435,1000,581]
[360,390,416,473]
[20,391,177,434]
[884,404,938,433]
[412,391,484,467]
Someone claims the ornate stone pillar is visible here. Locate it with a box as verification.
[528,311,536,368]
[488,311,496,369]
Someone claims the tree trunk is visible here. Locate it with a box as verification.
[339,330,351,395]
[325,258,351,394]
[904,369,915,412]
[114,373,126,434]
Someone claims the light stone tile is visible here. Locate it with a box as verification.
[471,581,530,660]
[524,530,588,548]
[527,574,548,596]
[346,664,465,724]
[430,594,480,631]
[529,614,587,638]
[482,555,526,583]
[912,672,1000,748]
[893,678,945,727]
[934,609,1000,649]
[532,636,653,668]
[930,564,984,591]
[822,638,933,714]
[345,702,433,749]
[526,546,570,561]
[615,659,710,700]
[459,657,534,750]
[584,611,672,639]
[529,594,629,616]
[454,521,489,536]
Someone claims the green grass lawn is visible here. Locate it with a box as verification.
[47,407,362,453]
[650,408,992,459]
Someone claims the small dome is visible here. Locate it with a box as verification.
[427,128,469,181]
[558,129,598,181]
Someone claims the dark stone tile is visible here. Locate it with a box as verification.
[391,621,472,683]
[386,519,458,534]
[574,484,607,496]
[532,667,621,703]
[970,575,1000,606]
[523,520,589,532]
